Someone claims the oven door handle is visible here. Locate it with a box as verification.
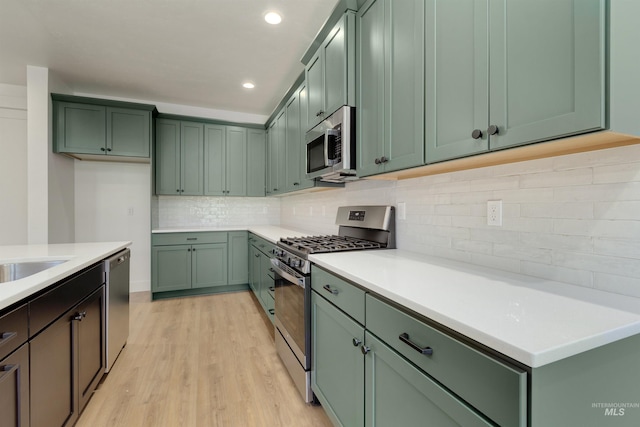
[270,258,306,289]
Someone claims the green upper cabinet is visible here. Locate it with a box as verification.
[204,125,248,196]
[52,95,153,160]
[305,12,356,130]
[155,119,204,195]
[357,0,425,177]
[285,86,303,192]
[266,110,286,195]
[425,0,605,162]
[107,107,152,157]
[247,129,266,197]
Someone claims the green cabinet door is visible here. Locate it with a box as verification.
[225,126,247,196]
[204,124,226,196]
[488,0,605,150]
[296,83,314,191]
[364,332,492,427]
[180,121,204,195]
[106,107,150,157]
[152,245,191,292]
[228,231,248,285]
[267,121,278,195]
[54,102,106,155]
[424,0,489,163]
[258,252,274,311]
[357,0,424,177]
[311,291,365,427]
[249,245,261,293]
[285,90,302,192]
[155,119,181,195]
[323,14,348,119]
[306,52,324,129]
[357,0,386,177]
[191,243,227,288]
[247,129,266,197]
[275,110,287,194]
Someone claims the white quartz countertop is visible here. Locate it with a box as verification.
[309,249,640,368]
[152,225,311,244]
[0,242,131,311]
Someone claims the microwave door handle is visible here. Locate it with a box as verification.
[324,130,330,166]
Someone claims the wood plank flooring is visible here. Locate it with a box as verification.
[76,291,333,427]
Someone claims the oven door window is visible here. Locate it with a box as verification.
[274,273,306,357]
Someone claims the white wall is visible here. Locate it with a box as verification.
[74,161,151,292]
[48,72,75,243]
[281,144,640,299]
[0,84,28,245]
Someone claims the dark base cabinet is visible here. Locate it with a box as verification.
[30,286,105,427]
[0,344,30,427]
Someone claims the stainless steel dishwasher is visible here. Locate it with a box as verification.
[104,248,130,372]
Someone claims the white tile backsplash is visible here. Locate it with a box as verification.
[280,145,640,298]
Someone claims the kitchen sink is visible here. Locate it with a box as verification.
[0,260,68,283]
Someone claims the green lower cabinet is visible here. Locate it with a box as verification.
[152,231,249,298]
[311,291,365,427]
[363,332,492,427]
[248,233,276,321]
[191,243,227,288]
[151,245,192,292]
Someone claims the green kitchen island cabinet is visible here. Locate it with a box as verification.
[204,125,248,197]
[151,231,249,299]
[356,0,425,177]
[305,11,356,130]
[52,94,155,160]
[155,119,204,196]
[424,0,605,163]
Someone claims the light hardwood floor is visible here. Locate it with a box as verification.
[76,291,333,427]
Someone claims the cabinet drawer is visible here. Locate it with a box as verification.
[366,295,527,427]
[152,231,228,246]
[311,266,365,325]
[249,233,274,256]
[0,304,28,360]
[30,264,104,337]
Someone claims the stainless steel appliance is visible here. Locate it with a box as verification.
[271,205,395,402]
[104,248,130,372]
[306,105,357,183]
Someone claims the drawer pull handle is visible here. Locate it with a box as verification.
[268,308,275,315]
[323,285,339,295]
[0,331,17,346]
[186,238,197,241]
[269,286,275,292]
[399,333,433,355]
[73,311,87,322]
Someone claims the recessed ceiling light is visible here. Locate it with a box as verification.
[242,82,255,89]
[264,12,282,25]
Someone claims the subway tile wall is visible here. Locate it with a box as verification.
[155,196,280,228]
[281,145,640,298]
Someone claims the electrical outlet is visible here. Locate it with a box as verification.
[487,200,502,226]
[397,202,407,220]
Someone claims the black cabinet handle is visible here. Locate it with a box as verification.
[107,148,112,152]
[269,268,275,273]
[316,110,324,117]
[0,363,18,380]
[374,158,381,165]
[380,156,388,163]
[100,147,106,151]
[186,238,197,241]
[187,248,191,252]
[471,129,483,139]
[399,333,433,355]
[180,189,185,193]
[487,125,499,136]
[176,189,180,193]
[73,311,87,321]
[254,253,260,258]
[361,345,370,355]
[293,182,300,186]
[323,284,339,295]
[0,331,17,347]
[268,309,275,315]
[352,338,361,347]
[268,286,275,292]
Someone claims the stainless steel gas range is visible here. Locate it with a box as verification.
[270,205,396,402]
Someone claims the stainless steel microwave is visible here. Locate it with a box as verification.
[305,105,357,182]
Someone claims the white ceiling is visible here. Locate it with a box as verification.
[0,0,340,121]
